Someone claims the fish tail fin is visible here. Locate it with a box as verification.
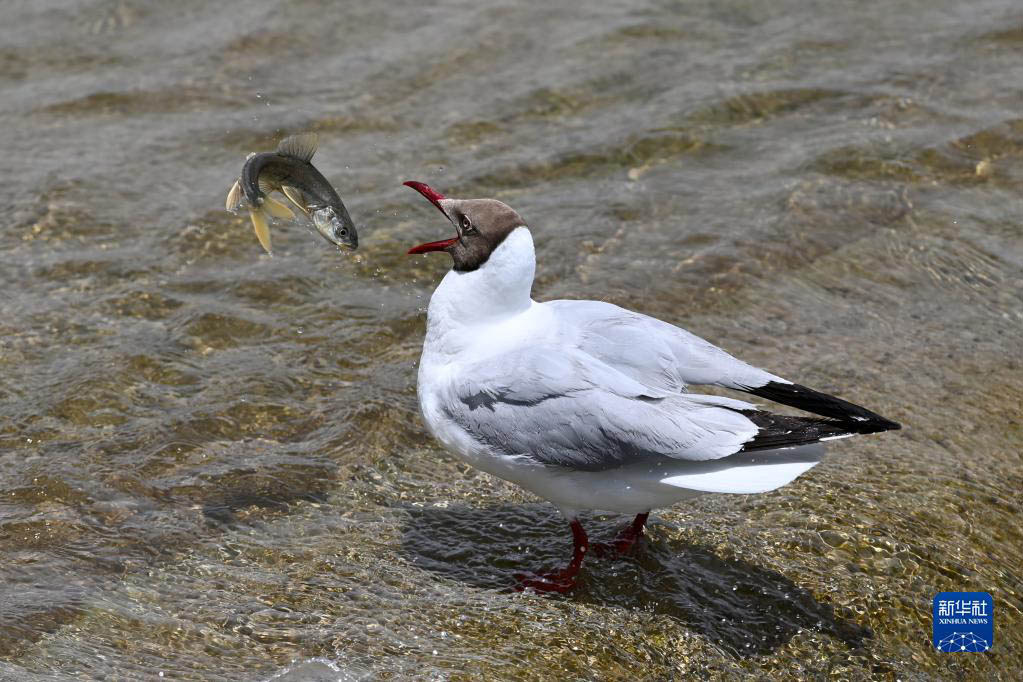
[225,179,242,211]
[263,194,295,220]
[249,207,272,255]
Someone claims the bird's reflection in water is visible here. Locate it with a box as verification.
[400,504,871,657]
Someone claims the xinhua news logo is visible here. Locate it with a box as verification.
[933,592,993,653]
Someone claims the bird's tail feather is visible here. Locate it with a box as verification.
[659,443,824,494]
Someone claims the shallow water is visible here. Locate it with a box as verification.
[1,0,1021,679]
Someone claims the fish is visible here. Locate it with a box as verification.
[225,133,358,254]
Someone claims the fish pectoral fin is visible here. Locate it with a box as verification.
[276,132,318,162]
[225,179,242,211]
[281,185,309,214]
[258,176,276,195]
[263,195,295,220]
[249,208,273,255]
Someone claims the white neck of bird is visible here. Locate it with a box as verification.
[426,226,535,332]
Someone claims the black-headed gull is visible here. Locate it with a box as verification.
[403,181,900,592]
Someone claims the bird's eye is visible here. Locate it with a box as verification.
[460,215,477,234]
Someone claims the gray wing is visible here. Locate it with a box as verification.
[550,299,900,432]
[441,347,760,471]
[548,299,783,391]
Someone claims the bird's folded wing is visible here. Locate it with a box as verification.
[549,299,783,391]
[550,299,900,431]
[441,348,760,471]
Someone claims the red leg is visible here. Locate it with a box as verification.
[592,512,649,559]
[515,519,588,593]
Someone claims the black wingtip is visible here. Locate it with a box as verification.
[745,381,901,434]
[860,416,902,433]
[739,410,899,452]
[740,412,852,451]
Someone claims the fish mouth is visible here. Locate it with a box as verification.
[404,181,458,254]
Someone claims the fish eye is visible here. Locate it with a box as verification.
[338,228,347,237]
[460,215,477,234]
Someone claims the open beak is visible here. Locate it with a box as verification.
[404,181,458,254]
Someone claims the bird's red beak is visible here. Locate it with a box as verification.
[404,181,459,254]
[407,237,458,254]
